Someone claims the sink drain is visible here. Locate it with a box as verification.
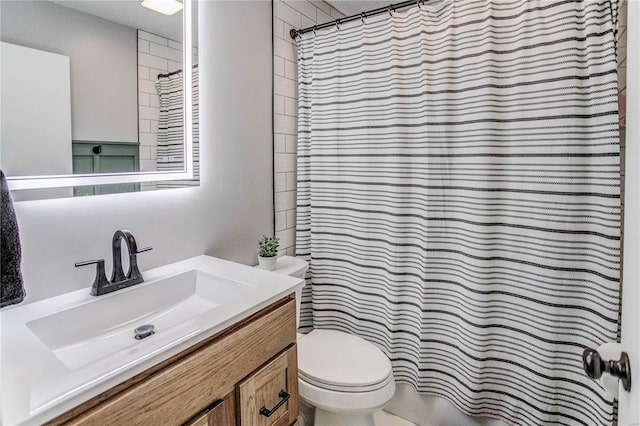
[134,324,155,340]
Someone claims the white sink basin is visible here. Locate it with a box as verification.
[1,255,304,426]
[26,270,253,370]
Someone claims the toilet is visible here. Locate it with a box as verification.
[266,256,396,426]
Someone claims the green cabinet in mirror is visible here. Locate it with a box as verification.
[72,142,141,196]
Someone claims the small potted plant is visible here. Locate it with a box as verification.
[257,235,279,271]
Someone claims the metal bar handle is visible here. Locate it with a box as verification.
[259,390,290,417]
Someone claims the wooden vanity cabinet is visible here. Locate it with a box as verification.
[48,296,298,426]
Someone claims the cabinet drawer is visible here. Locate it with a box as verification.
[238,346,298,426]
[63,299,296,425]
[183,390,235,426]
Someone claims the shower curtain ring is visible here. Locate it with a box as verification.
[417,0,422,9]
[388,5,394,16]
[313,25,317,36]
[336,19,341,30]
[361,12,366,24]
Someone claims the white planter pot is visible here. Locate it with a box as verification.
[258,255,277,271]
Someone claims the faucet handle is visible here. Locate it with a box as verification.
[75,259,110,296]
[75,259,106,269]
[127,246,152,284]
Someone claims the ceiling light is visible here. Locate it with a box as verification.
[140,0,183,16]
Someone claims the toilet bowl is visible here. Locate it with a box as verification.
[265,256,396,426]
[297,329,396,426]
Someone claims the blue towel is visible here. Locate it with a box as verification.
[1,169,25,307]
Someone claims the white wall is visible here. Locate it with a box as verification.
[0,0,138,143]
[0,43,73,178]
[0,42,74,200]
[619,0,639,423]
[12,0,274,304]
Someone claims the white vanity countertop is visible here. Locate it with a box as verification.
[0,255,304,425]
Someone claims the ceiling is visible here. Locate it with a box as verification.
[51,1,386,41]
[49,0,388,44]
[326,0,392,17]
[50,0,184,41]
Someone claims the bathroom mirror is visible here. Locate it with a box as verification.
[0,0,198,200]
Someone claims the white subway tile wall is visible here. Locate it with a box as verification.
[137,30,198,191]
[138,30,179,174]
[273,0,344,255]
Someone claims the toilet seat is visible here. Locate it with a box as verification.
[300,370,394,393]
[298,372,396,415]
[297,329,393,392]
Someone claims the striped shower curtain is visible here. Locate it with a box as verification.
[156,66,200,187]
[295,1,620,425]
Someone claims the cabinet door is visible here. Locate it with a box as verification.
[238,346,298,426]
[72,141,140,196]
[184,391,235,426]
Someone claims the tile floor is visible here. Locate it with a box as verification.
[299,403,418,426]
[373,410,419,426]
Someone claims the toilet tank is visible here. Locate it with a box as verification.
[257,256,308,328]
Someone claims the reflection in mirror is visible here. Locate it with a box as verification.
[0,0,199,200]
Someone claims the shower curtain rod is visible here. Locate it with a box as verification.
[289,0,434,39]
[157,64,199,79]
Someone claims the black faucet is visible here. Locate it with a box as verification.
[75,230,152,296]
[111,230,151,286]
